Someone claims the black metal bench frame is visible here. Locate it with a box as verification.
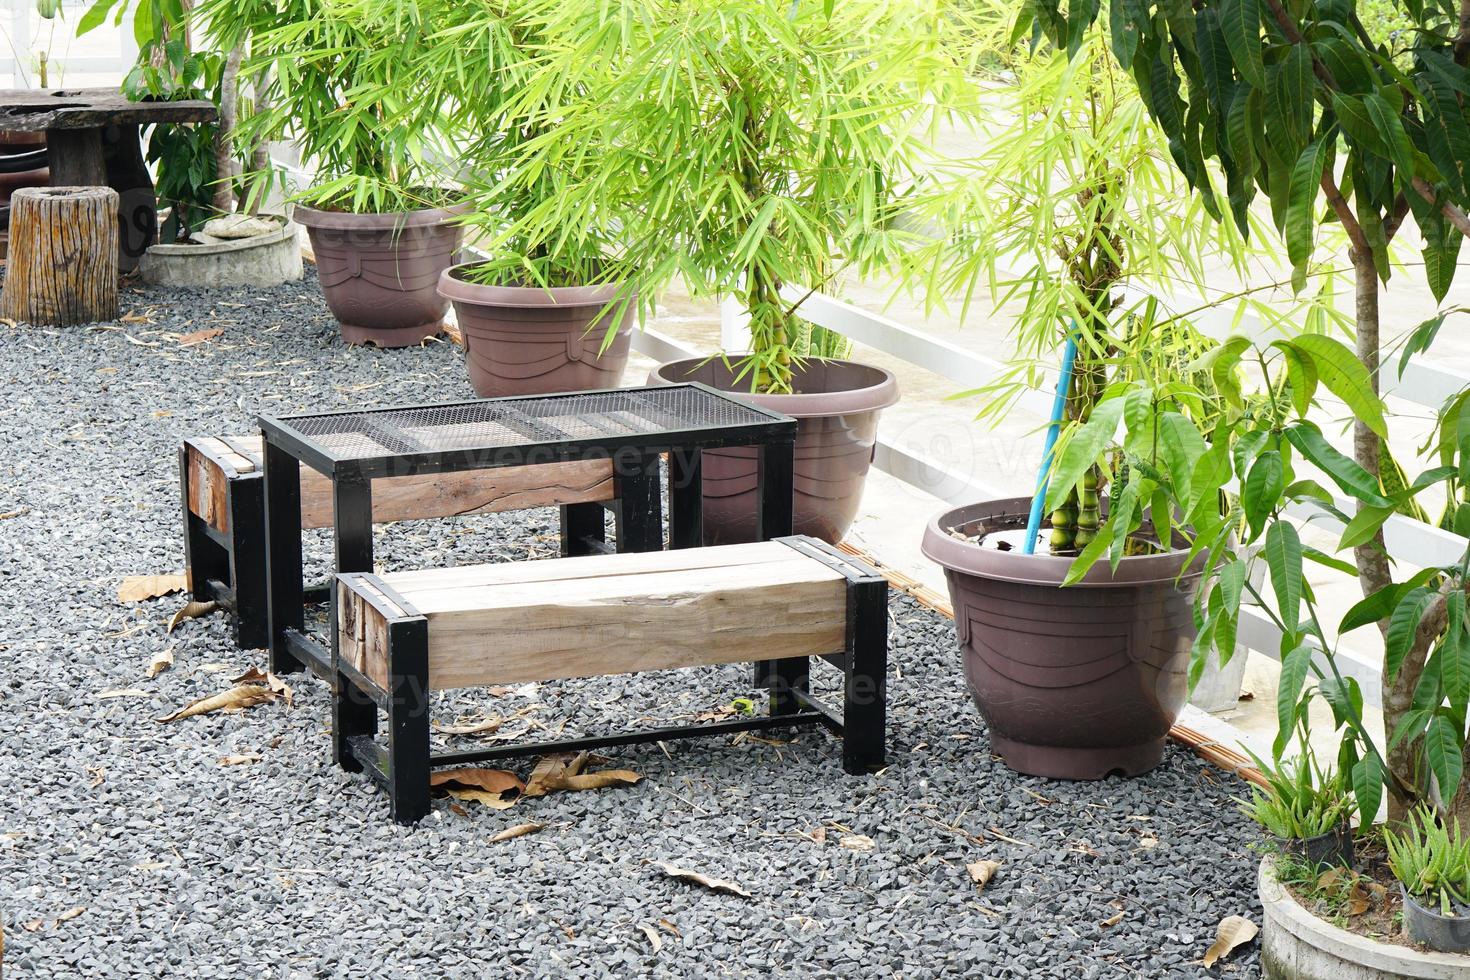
[335,535,889,824]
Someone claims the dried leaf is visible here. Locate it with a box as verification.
[657,919,680,938]
[231,667,293,707]
[54,907,85,924]
[155,684,277,723]
[176,327,223,347]
[543,769,642,793]
[654,862,752,898]
[636,922,663,953]
[1138,835,1160,849]
[147,646,174,679]
[22,919,42,932]
[167,600,220,633]
[97,688,149,700]
[489,822,544,843]
[218,753,262,766]
[430,768,524,809]
[117,574,187,603]
[86,767,105,789]
[1100,910,1125,928]
[434,716,505,736]
[1201,915,1258,968]
[839,835,876,852]
[966,860,1001,891]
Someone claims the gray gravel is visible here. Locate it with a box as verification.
[0,273,1264,978]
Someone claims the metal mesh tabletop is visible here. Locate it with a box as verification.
[262,384,791,469]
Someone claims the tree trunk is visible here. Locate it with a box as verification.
[1,186,118,326]
[212,44,244,215]
[246,63,271,214]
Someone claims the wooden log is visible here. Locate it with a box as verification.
[348,542,850,691]
[1,185,117,325]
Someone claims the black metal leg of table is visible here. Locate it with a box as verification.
[387,617,432,825]
[668,447,703,549]
[753,435,801,702]
[615,450,664,553]
[263,440,305,675]
[227,474,269,651]
[843,576,889,773]
[560,502,606,557]
[331,472,377,771]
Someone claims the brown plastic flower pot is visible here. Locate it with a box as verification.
[294,203,464,348]
[437,264,635,397]
[649,357,898,544]
[921,497,1206,780]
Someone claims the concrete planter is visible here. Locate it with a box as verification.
[139,215,303,288]
[1259,856,1470,978]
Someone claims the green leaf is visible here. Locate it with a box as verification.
[1270,44,1315,151]
[1283,421,1392,506]
[1386,585,1436,682]
[1351,753,1383,826]
[1439,603,1470,703]
[1425,714,1465,798]
[1158,412,1207,502]
[1338,504,1395,550]
[77,0,121,36]
[1363,92,1416,181]
[1265,520,1303,628]
[1045,397,1125,514]
[1290,335,1389,438]
[1219,0,1265,88]
[1276,642,1314,754]
[1109,0,1145,68]
[1276,342,1318,417]
[1243,450,1285,537]
[1398,313,1448,379]
[1303,545,1358,575]
[1332,93,1386,155]
[1285,141,1328,274]
[1340,583,1404,634]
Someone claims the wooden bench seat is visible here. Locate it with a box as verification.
[180,435,617,649]
[333,537,889,824]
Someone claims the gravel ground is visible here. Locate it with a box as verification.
[0,273,1264,978]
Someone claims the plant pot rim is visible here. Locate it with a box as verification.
[1260,855,1470,975]
[921,496,1205,588]
[649,356,899,418]
[438,263,628,308]
[146,215,295,256]
[291,200,469,231]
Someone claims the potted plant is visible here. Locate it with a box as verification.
[230,0,464,346]
[912,18,1303,777]
[1388,807,1470,953]
[1239,747,1357,871]
[476,0,972,541]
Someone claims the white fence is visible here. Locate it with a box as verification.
[0,0,136,89]
[626,282,1470,712]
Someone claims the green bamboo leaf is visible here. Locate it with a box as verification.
[1425,714,1464,798]
[1265,520,1303,628]
[1044,398,1126,514]
[1219,0,1265,88]
[1290,335,1389,438]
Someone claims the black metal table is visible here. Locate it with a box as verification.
[259,383,798,684]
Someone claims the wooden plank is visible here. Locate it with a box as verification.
[381,541,792,592]
[422,572,847,690]
[184,441,231,534]
[200,435,612,527]
[338,578,389,693]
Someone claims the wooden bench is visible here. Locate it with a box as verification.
[180,435,619,649]
[333,537,889,824]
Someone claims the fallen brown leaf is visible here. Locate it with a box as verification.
[117,574,187,603]
[54,907,84,924]
[523,752,641,796]
[167,600,220,633]
[966,860,1001,891]
[147,646,174,679]
[654,862,752,898]
[545,769,642,792]
[657,919,681,938]
[1100,910,1125,928]
[230,667,294,707]
[433,706,537,737]
[636,922,663,953]
[839,835,876,852]
[86,767,105,789]
[1201,915,1258,968]
[97,688,150,700]
[218,753,262,766]
[155,683,277,723]
[430,768,524,809]
[176,327,223,347]
[489,822,544,842]
[22,919,42,932]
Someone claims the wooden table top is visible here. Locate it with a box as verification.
[0,88,216,130]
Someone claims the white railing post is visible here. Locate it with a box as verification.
[10,0,31,88]
[719,294,751,353]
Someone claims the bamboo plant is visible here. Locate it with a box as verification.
[461,0,975,393]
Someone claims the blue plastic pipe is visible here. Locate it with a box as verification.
[1022,333,1080,555]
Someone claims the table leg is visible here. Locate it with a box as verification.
[560,502,606,557]
[102,123,157,274]
[331,473,377,771]
[263,440,304,675]
[615,450,664,553]
[44,127,105,185]
[668,448,703,549]
[753,435,802,710]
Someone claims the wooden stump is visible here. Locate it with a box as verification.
[2,185,118,325]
